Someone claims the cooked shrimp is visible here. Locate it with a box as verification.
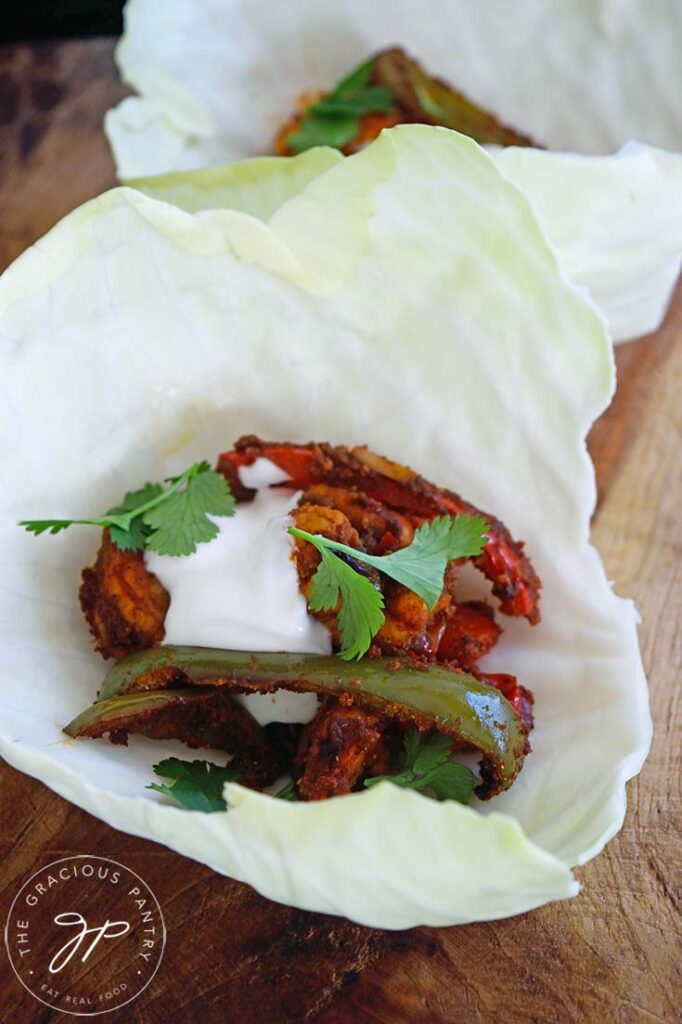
[79,532,169,659]
[220,436,542,623]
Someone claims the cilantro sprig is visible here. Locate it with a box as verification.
[288,514,487,659]
[287,59,396,154]
[149,736,474,812]
[149,758,239,812]
[19,461,235,557]
[364,730,477,804]
[307,548,386,661]
[149,758,299,811]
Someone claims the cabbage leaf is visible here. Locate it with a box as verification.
[0,127,650,928]
[104,0,682,341]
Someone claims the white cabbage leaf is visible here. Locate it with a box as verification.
[496,144,682,344]
[105,0,682,341]
[0,127,650,928]
[129,143,682,346]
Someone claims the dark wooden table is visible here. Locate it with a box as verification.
[1,39,680,1024]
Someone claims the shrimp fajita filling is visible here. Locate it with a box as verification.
[23,437,541,809]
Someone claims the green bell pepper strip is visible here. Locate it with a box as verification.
[65,689,209,736]
[94,646,527,798]
[64,686,268,761]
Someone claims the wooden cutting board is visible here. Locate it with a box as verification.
[0,38,679,1024]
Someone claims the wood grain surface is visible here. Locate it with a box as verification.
[0,39,680,1024]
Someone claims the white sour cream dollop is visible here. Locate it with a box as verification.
[145,458,330,724]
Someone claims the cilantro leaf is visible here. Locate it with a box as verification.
[378,515,489,609]
[288,113,359,153]
[20,519,75,537]
[287,58,396,155]
[364,731,476,804]
[307,547,345,609]
[415,761,477,803]
[377,518,452,609]
[308,548,385,660]
[19,461,235,557]
[322,60,395,114]
[148,757,238,812]
[107,517,149,552]
[401,728,422,769]
[289,513,487,658]
[311,87,396,118]
[143,465,235,556]
[105,485,163,551]
[411,731,453,774]
[441,513,489,560]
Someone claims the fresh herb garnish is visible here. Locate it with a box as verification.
[19,460,235,557]
[149,757,239,812]
[149,759,300,811]
[307,547,386,660]
[288,514,488,659]
[364,730,476,804]
[148,739,474,811]
[149,744,473,812]
[104,481,165,551]
[288,59,396,154]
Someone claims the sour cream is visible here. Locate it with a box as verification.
[145,458,330,724]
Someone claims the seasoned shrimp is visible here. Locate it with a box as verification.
[220,436,542,623]
[79,435,537,800]
[80,532,169,660]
